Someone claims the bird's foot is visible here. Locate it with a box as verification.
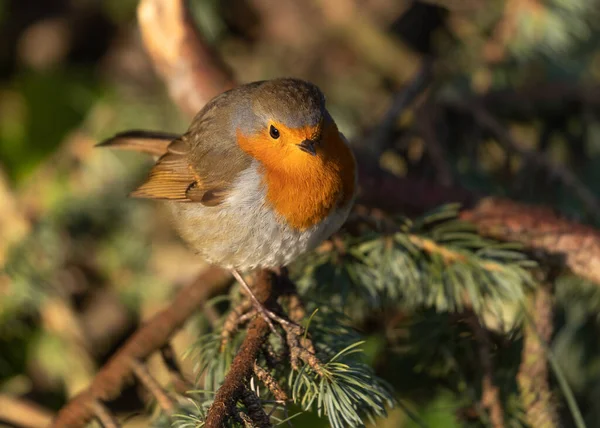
[230,269,299,337]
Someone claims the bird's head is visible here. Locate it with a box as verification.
[234,78,341,169]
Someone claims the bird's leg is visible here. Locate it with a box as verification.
[230,269,296,333]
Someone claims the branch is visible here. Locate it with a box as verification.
[0,394,54,428]
[360,59,433,163]
[137,0,236,117]
[160,344,194,394]
[51,267,231,427]
[92,400,121,428]
[205,270,276,428]
[460,197,600,286]
[517,285,559,428]
[130,359,176,413]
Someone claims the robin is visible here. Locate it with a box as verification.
[99,78,357,330]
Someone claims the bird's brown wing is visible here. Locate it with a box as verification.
[98,130,249,206]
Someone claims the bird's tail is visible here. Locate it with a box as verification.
[96,130,180,157]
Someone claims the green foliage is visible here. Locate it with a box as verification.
[293,205,536,319]
[169,299,393,428]
[289,341,392,428]
[0,69,102,182]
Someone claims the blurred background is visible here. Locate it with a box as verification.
[2,0,600,426]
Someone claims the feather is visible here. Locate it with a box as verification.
[130,153,196,200]
[97,130,180,156]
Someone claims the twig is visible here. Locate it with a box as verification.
[221,299,255,350]
[130,359,176,413]
[160,344,194,394]
[415,102,454,186]
[281,321,321,375]
[253,363,289,403]
[361,59,433,165]
[518,285,559,428]
[0,394,54,428]
[92,400,120,428]
[51,267,231,427]
[465,314,505,428]
[205,270,276,428]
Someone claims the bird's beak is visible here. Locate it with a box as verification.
[297,139,317,156]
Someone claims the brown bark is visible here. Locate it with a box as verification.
[205,270,275,428]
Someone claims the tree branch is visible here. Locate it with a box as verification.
[517,285,559,428]
[51,267,231,427]
[137,0,236,117]
[205,269,277,428]
[0,394,54,428]
[92,400,121,428]
[460,197,600,286]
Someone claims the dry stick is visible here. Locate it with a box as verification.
[517,285,559,428]
[205,270,276,428]
[130,359,176,413]
[92,400,120,428]
[360,59,433,166]
[160,344,194,394]
[0,394,54,428]
[51,268,231,427]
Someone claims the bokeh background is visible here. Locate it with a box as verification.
[2,0,600,426]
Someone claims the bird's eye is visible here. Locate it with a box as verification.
[269,125,280,139]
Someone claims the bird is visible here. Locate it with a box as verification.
[98,78,357,330]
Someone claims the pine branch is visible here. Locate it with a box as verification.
[205,270,276,428]
[51,268,231,427]
[295,205,535,316]
[461,198,600,286]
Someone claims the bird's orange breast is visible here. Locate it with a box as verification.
[237,119,356,230]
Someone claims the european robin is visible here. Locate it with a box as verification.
[99,78,357,328]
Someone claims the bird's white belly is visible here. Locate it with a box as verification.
[168,163,352,270]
